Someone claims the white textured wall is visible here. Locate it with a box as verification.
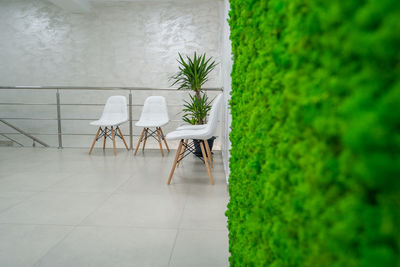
[220,0,232,182]
[0,0,221,87]
[0,0,224,149]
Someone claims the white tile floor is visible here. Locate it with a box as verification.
[0,147,229,267]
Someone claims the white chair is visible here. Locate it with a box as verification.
[166,93,223,185]
[134,96,170,156]
[89,95,129,156]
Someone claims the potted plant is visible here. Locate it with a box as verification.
[170,52,217,156]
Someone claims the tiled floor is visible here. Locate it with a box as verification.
[0,147,229,267]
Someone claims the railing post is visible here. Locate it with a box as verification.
[129,90,133,150]
[56,89,63,149]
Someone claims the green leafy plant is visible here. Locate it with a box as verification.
[170,52,217,124]
[227,0,400,266]
[182,93,212,125]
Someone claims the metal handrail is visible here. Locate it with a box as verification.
[0,86,222,91]
[0,86,223,149]
[0,119,49,147]
[0,133,23,147]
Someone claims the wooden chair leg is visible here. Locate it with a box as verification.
[168,140,183,185]
[159,128,170,152]
[142,128,148,151]
[204,139,213,168]
[117,126,129,151]
[103,127,107,150]
[200,140,214,185]
[134,128,145,156]
[89,127,101,155]
[177,139,188,167]
[111,126,117,156]
[156,128,164,157]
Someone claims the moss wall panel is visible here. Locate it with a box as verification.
[226,0,400,266]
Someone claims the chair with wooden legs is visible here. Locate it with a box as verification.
[88,96,129,156]
[165,93,223,185]
[134,96,170,156]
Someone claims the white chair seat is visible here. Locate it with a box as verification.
[135,119,168,128]
[90,117,128,127]
[175,124,207,131]
[166,128,211,141]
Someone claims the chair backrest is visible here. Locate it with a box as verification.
[139,96,169,122]
[100,95,128,122]
[203,93,223,137]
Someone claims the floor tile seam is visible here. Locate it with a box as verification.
[31,224,77,267]
[167,193,189,267]
[27,157,118,266]
[0,222,75,227]
[74,191,115,227]
[0,190,119,224]
[74,171,188,229]
[42,189,128,193]
[0,190,43,216]
[178,227,229,232]
[74,165,137,228]
[0,190,42,194]
[39,171,80,192]
[107,174,134,195]
[29,176,86,263]
[42,168,132,194]
[20,159,50,173]
[167,228,180,267]
[65,224,179,231]
[0,221,181,231]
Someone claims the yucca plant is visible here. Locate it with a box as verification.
[170,52,217,124]
[182,93,212,125]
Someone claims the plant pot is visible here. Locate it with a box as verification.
[193,137,216,157]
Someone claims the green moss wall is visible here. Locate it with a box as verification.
[226,0,400,266]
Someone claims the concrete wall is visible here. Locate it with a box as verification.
[0,0,223,149]
[0,0,222,87]
[220,0,232,182]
